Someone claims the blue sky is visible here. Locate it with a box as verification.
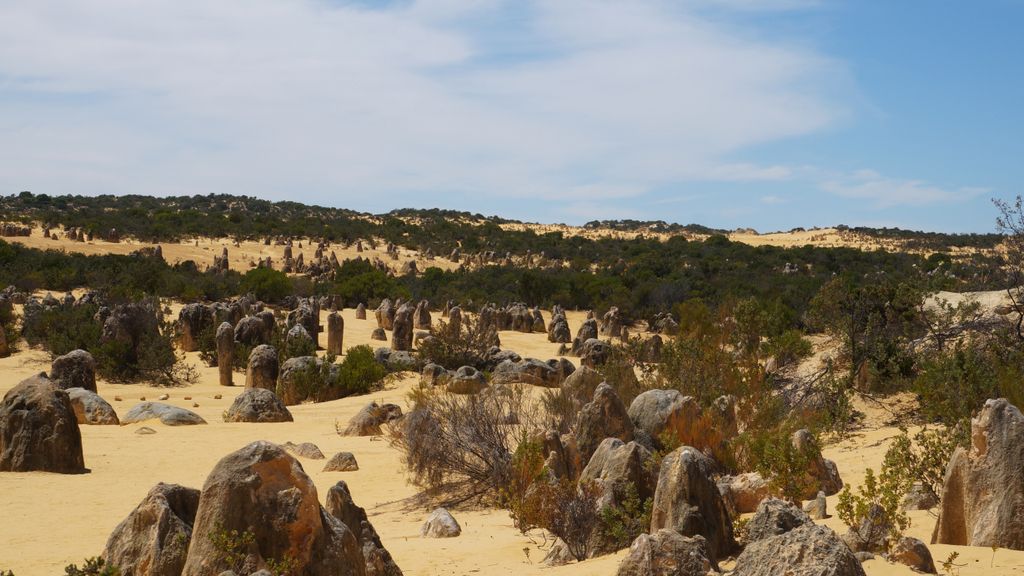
[0,0,1020,232]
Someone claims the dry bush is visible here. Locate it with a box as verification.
[389,384,540,504]
[417,316,499,370]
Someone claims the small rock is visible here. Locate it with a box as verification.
[283,441,325,460]
[136,427,157,435]
[214,394,222,399]
[114,396,123,401]
[804,491,828,519]
[158,394,169,401]
[323,452,359,472]
[889,537,936,573]
[854,551,874,563]
[421,508,461,538]
[192,403,199,408]
[184,396,191,400]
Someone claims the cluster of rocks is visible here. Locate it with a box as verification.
[101,441,404,576]
[0,223,31,237]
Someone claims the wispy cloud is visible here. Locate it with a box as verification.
[820,169,988,209]
[0,0,844,213]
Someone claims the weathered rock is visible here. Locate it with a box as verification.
[370,327,387,341]
[373,347,422,371]
[447,306,462,334]
[548,313,571,344]
[375,299,395,330]
[327,312,345,356]
[102,301,161,352]
[413,300,431,330]
[67,387,119,425]
[420,508,461,538]
[391,303,414,352]
[234,315,270,347]
[543,430,583,482]
[902,482,939,511]
[223,388,293,423]
[649,446,734,563]
[324,452,359,472]
[122,402,207,426]
[355,303,367,320]
[0,325,7,358]
[0,373,85,473]
[746,498,812,543]
[343,402,403,436]
[286,323,314,355]
[420,363,450,387]
[326,481,403,576]
[628,390,702,446]
[889,536,936,574]
[216,322,235,387]
[572,318,599,355]
[181,441,364,576]
[178,303,213,352]
[579,338,611,368]
[792,429,843,499]
[731,524,865,576]
[582,438,656,503]
[103,483,200,576]
[492,358,562,387]
[717,472,770,515]
[51,349,98,392]
[615,530,711,576]
[575,383,634,463]
[561,365,605,408]
[841,503,891,553]
[448,365,487,394]
[933,399,1024,549]
[245,345,279,391]
[804,491,828,520]
[284,441,325,460]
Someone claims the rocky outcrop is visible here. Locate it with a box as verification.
[745,498,812,543]
[102,483,200,576]
[581,438,656,505]
[223,388,293,423]
[933,398,1024,549]
[615,530,711,576]
[50,349,97,392]
[0,373,85,473]
[66,387,119,425]
[448,366,487,394]
[731,524,865,576]
[649,446,734,564]
[182,442,364,576]
[717,472,770,515]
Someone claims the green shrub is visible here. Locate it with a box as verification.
[737,425,819,504]
[335,345,388,396]
[882,425,965,507]
[914,343,1024,428]
[417,316,498,370]
[240,268,292,304]
[836,466,910,553]
[763,329,813,369]
[597,482,653,551]
[63,557,119,576]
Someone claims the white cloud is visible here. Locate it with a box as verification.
[0,0,845,213]
[820,170,988,209]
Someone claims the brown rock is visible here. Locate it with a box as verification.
[103,483,200,576]
[0,373,85,473]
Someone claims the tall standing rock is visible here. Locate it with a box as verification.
[391,303,414,352]
[181,441,365,576]
[356,303,367,320]
[216,322,234,387]
[246,345,279,390]
[178,303,213,352]
[328,312,345,356]
[649,446,735,564]
[414,300,431,330]
[448,306,462,334]
[933,398,1024,549]
[0,324,9,358]
[102,483,200,576]
[0,373,85,473]
[326,481,404,576]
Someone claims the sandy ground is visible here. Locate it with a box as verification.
[2,302,1024,574]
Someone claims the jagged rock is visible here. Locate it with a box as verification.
[889,536,936,574]
[572,318,599,355]
[579,338,611,368]
[615,530,711,576]
[933,398,1024,549]
[284,441,325,460]
[181,441,364,576]
[102,483,200,576]
[746,498,812,543]
[561,365,605,408]
[650,446,734,564]
[413,300,431,330]
[0,373,85,473]
[326,481,403,575]
[548,313,571,344]
[420,508,461,538]
[575,383,634,463]
[581,438,656,507]
[373,347,422,371]
[543,430,583,481]
[324,452,359,472]
[50,349,97,392]
[122,402,207,426]
[791,429,843,499]
[223,388,292,423]
[66,387,119,425]
[732,524,865,576]
[245,345,279,391]
[343,402,403,436]
[492,358,561,387]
